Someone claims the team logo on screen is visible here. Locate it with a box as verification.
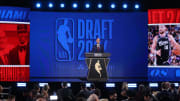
[56,18,74,61]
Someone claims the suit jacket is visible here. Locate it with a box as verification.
[0,54,9,65]
[8,43,29,65]
[57,88,74,101]
[91,44,104,53]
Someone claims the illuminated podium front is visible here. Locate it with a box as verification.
[85,53,111,81]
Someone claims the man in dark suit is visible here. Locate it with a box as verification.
[57,82,74,101]
[91,38,104,53]
[0,30,9,65]
[9,24,29,65]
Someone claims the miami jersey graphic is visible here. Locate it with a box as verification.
[56,18,74,61]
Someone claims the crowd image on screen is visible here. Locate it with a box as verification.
[148,25,180,66]
[1,82,180,101]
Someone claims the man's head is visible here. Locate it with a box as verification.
[81,83,86,90]
[36,95,47,101]
[96,38,100,44]
[61,82,67,88]
[170,83,175,90]
[159,25,167,34]
[138,84,145,92]
[109,91,117,100]
[87,94,99,101]
[91,83,95,90]
[121,89,127,96]
[43,85,50,91]
[161,82,170,90]
[17,25,29,46]
[0,30,7,50]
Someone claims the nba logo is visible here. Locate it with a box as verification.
[56,18,74,61]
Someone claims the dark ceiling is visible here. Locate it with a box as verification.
[0,0,179,12]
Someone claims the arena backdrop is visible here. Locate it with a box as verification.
[30,12,148,82]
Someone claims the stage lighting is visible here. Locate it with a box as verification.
[149,83,158,87]
[50,95,58,100]
[128,83,137,88]
[174,83,179,87]
[17,83,26,87]
[72,3,78,8]
[106,83,115,87]
[39,83,48,87]
[135,4,140,9]
[48,2,53,8]
[97,3,103,9]
[85,3,90,9]
[86,83,91,87]
[67,83,71,87]
[122,3,128,9]
[110,3,116,9]
[60,3,65,8]
[36,2,41,8]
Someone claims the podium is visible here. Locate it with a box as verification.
[85,53,111,81]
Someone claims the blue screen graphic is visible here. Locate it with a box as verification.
[30,12,148,82]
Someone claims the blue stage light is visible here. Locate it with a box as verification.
[85,3,90,9]
[48,2,53,8]
[110,3,116,9]
[60,3,65,8]
[97,3,103,9]
[17,83,26,87]
[128,83,137,88]
[135,4,140,9]
[50,95,58,100]
[67,83,71,87]
[39,83,48,87]
[149,83,158,87]
[36,2,41,8]
[72,3,78,8]
[106,83,115,87]
[174,83,179,87]
[123,3,128,9]
[86,83,91,87]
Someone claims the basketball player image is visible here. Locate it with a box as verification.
[151,25,180,65]
[88,59,107,80]
[95,60,102,78]
[57,19,73,60]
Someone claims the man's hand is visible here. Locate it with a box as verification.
[156,50,161,56]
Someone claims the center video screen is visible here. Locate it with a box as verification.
[30,12,147,82]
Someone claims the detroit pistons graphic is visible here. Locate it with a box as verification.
[148,25,180,66]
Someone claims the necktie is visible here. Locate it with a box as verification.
[20,46,26,52]
[97,47,100,52]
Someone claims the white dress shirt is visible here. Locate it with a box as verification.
[18,49,26,65]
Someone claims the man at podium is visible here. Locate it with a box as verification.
[91,38,104,53]
[86,38,108,81]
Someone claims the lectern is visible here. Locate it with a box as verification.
[85,53,111,81]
